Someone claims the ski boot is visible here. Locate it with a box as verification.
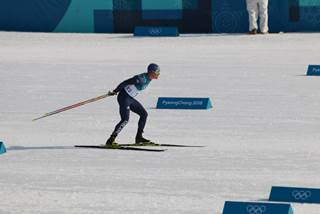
[135,134,156,146]
[105,134,120,149]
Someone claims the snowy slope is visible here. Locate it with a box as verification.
[0,32,320,214]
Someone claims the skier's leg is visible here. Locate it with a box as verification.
[113,96,130,135]
[130,99,150,143]
[106,93,131,145]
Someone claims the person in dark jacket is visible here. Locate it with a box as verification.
[105,63,160,147]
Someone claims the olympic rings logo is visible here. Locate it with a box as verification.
[149,28,162,36]
[291,190,312,200]
[246,205,267,214]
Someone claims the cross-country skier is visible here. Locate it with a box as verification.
[105,63,160,147]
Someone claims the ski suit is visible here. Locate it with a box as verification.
[111,73,151,136]
[246,0,269,33]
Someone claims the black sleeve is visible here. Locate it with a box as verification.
[114,76,140,93]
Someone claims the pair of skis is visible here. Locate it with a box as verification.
[75,143,204,152]
[33,95,204,152]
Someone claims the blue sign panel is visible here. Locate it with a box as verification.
[307,65,320,76]
[142,10,182,20]
[223,201,294,214]
[269,186,320,204]
[142,0,182,19]
[0,142,6,155]
[156,97,212,109]
[134,26,179,36]
[94,10,113,33]
[0,0,71,32]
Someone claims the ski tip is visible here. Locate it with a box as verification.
[162,144,205,148]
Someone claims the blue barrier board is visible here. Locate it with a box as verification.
[269,186,320,204]
[0,142,6,154]
[307,65,320,76]
[223,201,294,214]
[134,26,179,37]
[156,97,212,109]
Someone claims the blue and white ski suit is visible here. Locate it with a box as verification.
[111,73,151,136]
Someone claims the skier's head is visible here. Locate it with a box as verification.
[147,63,160,80]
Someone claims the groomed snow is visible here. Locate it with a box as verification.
[1,32,320,214]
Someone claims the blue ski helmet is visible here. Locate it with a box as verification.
[147,63,160,73]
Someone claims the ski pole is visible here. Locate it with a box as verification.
[32,93,111,121]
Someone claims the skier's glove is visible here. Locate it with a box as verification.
[107,90,118,96]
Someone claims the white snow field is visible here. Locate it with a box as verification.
[1,32,320,214]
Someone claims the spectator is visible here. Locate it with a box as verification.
[246,0,269,34]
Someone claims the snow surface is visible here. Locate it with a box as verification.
[1,32,320,214]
